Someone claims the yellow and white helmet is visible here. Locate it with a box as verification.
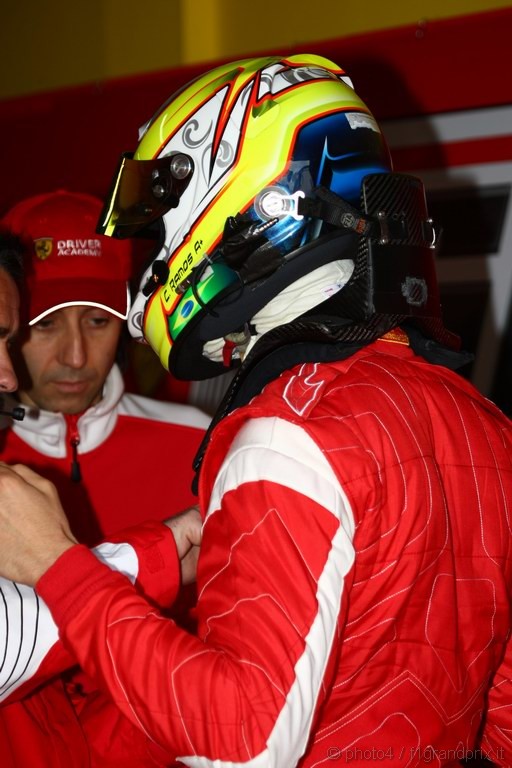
[99,53,393,379]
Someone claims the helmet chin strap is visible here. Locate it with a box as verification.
[202,259,354,366]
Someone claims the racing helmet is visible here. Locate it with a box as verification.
[99,54,438,380]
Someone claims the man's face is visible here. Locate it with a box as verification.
[0,268,20,393]
[16,305,123,414]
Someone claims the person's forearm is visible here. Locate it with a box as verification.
[0,520,179,704]
[36,469,354,765]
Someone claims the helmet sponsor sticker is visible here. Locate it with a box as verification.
[346,112,380,133]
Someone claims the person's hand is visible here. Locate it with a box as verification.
[164,506,202,585]
[0,462,77,586]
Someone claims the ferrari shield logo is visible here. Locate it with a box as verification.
[34,238,53,260]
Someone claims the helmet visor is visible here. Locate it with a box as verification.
[97,152,194,239]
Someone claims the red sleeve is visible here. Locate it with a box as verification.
[36,463,353,766]
[101,520,181,607]
[0,522,180,706]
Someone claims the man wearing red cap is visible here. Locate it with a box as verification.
[0,191,210,767]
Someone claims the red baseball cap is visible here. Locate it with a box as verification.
[2,190,133,325]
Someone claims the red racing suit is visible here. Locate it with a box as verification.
[0,364,210,543]
[0,364,210,767]
[31,338,512,766]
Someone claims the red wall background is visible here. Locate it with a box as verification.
[0,7,510,215]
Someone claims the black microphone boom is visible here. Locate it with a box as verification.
[0,396,25,421]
